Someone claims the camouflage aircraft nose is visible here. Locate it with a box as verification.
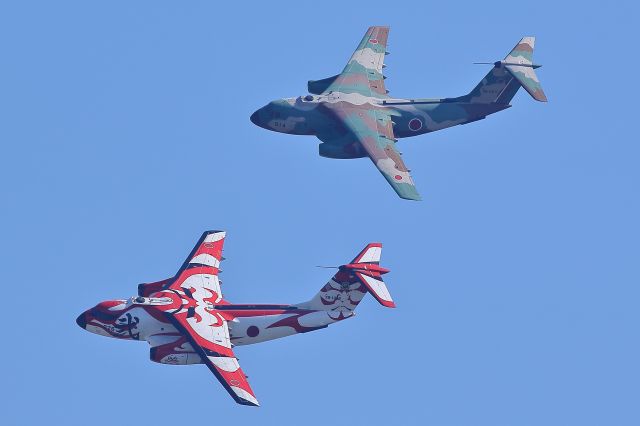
[250,110,261,126]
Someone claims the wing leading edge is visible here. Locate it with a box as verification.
[164,231,260,406]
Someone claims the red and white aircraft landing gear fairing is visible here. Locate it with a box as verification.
[76,231,395,406]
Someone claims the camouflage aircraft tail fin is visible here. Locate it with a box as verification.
[457,36,547,104]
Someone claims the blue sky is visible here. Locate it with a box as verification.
[1,1,638,425]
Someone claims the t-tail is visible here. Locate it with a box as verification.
[303,243,395,312]
[457,36,547,104]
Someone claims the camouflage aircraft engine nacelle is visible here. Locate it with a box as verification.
[319,142,367,159]
[308,74,340,95]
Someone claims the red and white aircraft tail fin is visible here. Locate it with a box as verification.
[306,243,395,311]
[350,243,383,264]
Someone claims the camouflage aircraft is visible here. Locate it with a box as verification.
[251,26,547,200]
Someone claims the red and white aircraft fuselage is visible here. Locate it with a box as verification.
[77,231,395,406]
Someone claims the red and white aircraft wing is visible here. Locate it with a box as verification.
[164,230,260,406]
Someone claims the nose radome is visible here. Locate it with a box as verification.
[76,311,87,329]
[250,110,260,125]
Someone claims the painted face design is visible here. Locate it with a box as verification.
[77,300,141,340]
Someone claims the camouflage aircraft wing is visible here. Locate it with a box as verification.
[321,26,389,97]
[165,231,260,407]
[326,104,421,200]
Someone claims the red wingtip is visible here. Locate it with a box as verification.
[382,300,396,308]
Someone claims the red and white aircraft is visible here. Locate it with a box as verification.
[76,230,395,406]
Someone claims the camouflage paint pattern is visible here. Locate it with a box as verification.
[250,28,547,201]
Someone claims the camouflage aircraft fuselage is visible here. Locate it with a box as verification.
[252,92,511,159]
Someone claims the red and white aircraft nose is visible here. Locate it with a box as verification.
[76,306,103,332]
[75,310,88,329]
[76,299,133,337]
